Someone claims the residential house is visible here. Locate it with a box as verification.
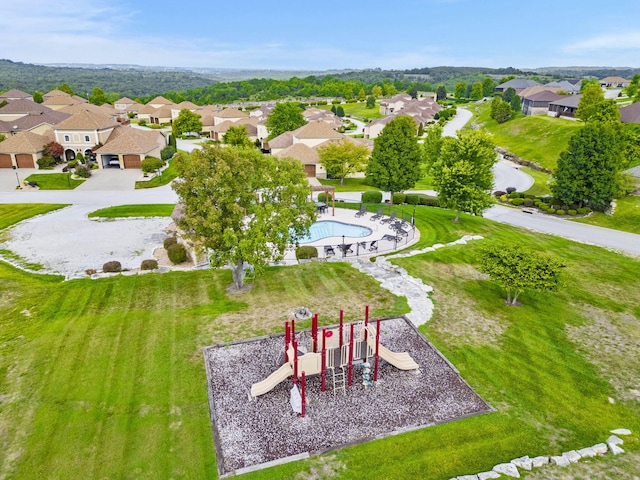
[210,117,258,142]
[0,89,33,102]
[548,94,582,119]
[522,91,565,116]
[273,143,323,178]
[599,76,630,88]
[0,99,52,123]
[379,93,412,115]
[171,101,199,121]
[43,95,79,111]
[364,114,421,139]
[54,110,120,161]
[146,95,174,109]
[93,126,165,169]
[544,80,581,94]
[150,105,174,125]
[620,102,640,124]
[213,107,248,126]
[0,130,51,168]
[494,79,541,94]
[136,103,158,122]
[0,109,70,136]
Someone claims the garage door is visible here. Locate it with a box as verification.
[0,154,12,168]
[123,155,141,169]
[16,154,35,168]
[304,164,316,177]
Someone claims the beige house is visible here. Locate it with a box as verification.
[274,143,324,178]
[150,105,174,125]
[0,131,50,168]
[0,89,33,102]
[213,107,248,126]
[379,93,412,115]
[146,95,173,109]
[599,76,629,88]
[54,110,119,161]
[210,117,258,141]
[93,126,165,169]
[171,101,199,120]
[136,103,158,122]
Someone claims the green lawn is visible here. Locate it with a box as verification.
[571,195,640,234]
[317,177,379,192]
[521,167,552,196]
[135,158,178,189]
[469,103,582,171]
[88,204,175,218]
[318,102,383,121]
[1,204,638,479]
[23,173,85,190]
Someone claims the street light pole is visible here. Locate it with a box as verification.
[412,204,416,225]
[12,166,20,188]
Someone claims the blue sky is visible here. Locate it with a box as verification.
[2,0,640,70]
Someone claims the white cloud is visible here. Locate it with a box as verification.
[564,31,640,53]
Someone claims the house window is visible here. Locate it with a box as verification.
[85,135,90,142]
[64,135,70,142]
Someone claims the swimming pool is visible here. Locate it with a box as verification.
[296,221,373,244]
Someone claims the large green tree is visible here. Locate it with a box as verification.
[428,130,496,222]
[478,243,564,306]
[318,139,370,185]
[222,125,253,147]
[551,122,625,210]
[422,123,444,165]
[454,82,467,100]
[173,109,203,136]
[469,82,483,101]
[172,146,316,290]
[366,116,422,204]
[89,87,109,106]
[265,102,306,140]
[482,77,495,97]
[575,85,619,123]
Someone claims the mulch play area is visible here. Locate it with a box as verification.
[203,316,493,477]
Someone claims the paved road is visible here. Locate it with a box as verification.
[484,205,640,257]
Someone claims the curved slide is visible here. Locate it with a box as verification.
[365,326,419,370]
[250,363,292,398]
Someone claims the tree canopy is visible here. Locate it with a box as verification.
[551,122,625,210]
[222,125,253,147]
[318,139,370,185]
[366,116,422,203]
[172,146,316,290]
[428,129,496,221]
[478,243,564,306]
[575,85,619,123]
[173,109,203,136]
[265,102,306,140]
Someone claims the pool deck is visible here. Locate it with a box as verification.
[280,206,420,264]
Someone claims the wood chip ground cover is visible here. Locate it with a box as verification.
[204,317,492,475]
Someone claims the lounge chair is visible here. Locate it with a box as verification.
[339,244,353,256]
[355,204,367,217]
[368,241,378,252]
[324,245,335,257]
[370,208,384,221]
[382,234,398,242]
[380,212,397,224]
[395,228,408,237]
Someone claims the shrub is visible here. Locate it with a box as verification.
[296,246,318,260]
[76,152,85,164]
[361,191,382,203]
[506,187,516,194]
[67,159,78,168]
[539,204,549,211]
[141,156,165,174]
[167,243,187,264]
[577,207,590,214]
[141,259,159,270]
[138,119,147,126]
[418,195,440,207]
[405,194,420,205]
[150,123,163,129]
[500,195,508,202]
[392,193,407,204]
[510,198,525,206]
[507,191,521,199]
[548,208,556,214]
[567,210,577,216]
[318,192,333,203]
[37,156,57,169]
[161,145,176,161]
[163,236,178,249]
[556,209,565,215]
[523,199,534,207]
[103,261,122,273]
[493,190,506,197]
[74,165,91,178]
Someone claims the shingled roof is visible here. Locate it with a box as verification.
[0,89,31,100]
[294,120,342,139]
[273,142,320,164]
[94,126,162,155]
[620,102,640,124]
[0,99,52,115]
[0,131,49,153]
[55,110,119,130]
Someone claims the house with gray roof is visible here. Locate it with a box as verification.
[495,79,541,94]
[548,94,582,119]
[522,91,565,116]
[620,102,640,124]
[0,89,32,102]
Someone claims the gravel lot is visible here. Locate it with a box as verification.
[0,205,173,278]
[204,317,492,476]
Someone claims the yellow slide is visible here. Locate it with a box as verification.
[365,325,419,370]
[250,363,293,398]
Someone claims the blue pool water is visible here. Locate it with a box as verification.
[296,221,372,244]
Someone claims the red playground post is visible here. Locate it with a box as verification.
[311,313,318,353]
[285,321,290,362]
[293,340,298,386]
[363,305,369,361]
[348,323,354,386]
[321,328,326,392]
[374,318,380,382]
[291,318,296,343]
[301,371,306,418]
[339,309,344,348]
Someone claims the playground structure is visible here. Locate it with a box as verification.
[250,306,419,413]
